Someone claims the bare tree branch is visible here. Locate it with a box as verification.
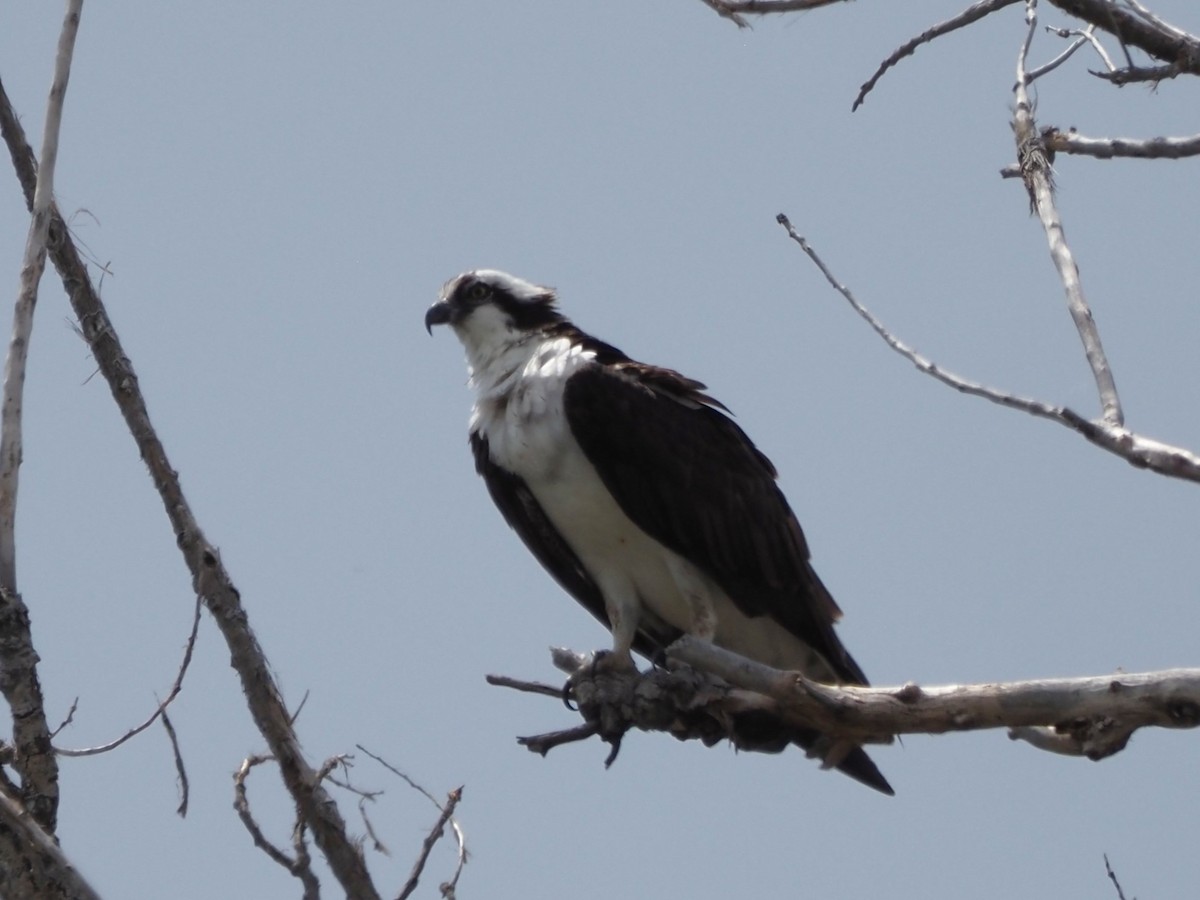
[396,787,464,900]
[1042,22,1117,74]
[483,673,565,699]
[0,76,381,900]
[853,0,1022,110]
[494,643,1200,775]
[160,708,188,818]
[1045,127,1200,159]
[1015,1,1124,427]
[1049,0,1200,75]
[696,0,750,28]
[1028,24,1100,82]
[1001,126,1200,173]
[775,213,1200,483]
[0,784,101,900]
[234,754,322,898]
[56,595,201,758]
[1104,854,1131,900]
[671,636,1200,756]
[355,745,468,899]
[706,0,1198,110]
[0,0,83,840]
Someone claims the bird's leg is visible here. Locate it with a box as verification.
[596,578,642,672]
[561,585,639,707]
[665,555,718,643]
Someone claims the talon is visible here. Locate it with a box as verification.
[603,733,623,768]
[560,678,577,711]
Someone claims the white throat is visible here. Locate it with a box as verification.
[450,306,545,400]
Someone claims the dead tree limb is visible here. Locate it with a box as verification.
[1044,128,1200,160]
[700,0,1200,108]
[1014,1,1123,428]
[491,642,1200,774]
[0,0,83,841]
[0,71,381,900]
[775,214,1200,484]
[0,786,100,900]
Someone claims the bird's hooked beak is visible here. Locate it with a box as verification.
[424,300,453,335]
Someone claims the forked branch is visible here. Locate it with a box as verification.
[775,214,1200,484]
[0,70,380,900]
[0,0,84,841]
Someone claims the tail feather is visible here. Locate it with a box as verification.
[728,710,894,795]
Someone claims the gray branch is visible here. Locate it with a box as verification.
[0,787,100,900]
[853,0,1022,111]
[1046,128,1200,159]
[0,0,83,842]
[0,72,381,900]
[493,642,1200,772]
[699,0,1199,111]
[670,636,1200,757]
[775,214,1200,484]
[1014,2,1124,428]
[1049,0,1200,75]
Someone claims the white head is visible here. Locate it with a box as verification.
[425,269,566,370]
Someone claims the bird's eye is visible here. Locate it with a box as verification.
[468,283,490,302]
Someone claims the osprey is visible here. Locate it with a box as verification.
[426,269,891,795]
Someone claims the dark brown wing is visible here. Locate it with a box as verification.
[562,362,869,686]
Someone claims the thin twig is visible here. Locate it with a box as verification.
[484,673,567,699]
[1048,22,1117,70]
[56,595,202,756]
[233,755,292,870]
[516,723,603,756]
[233,754,322,896]
[356,745,469,898]
[1027,25,1095,82]
[160,708,189,818]
[853,0,1022,110]
[775,213,1081,418]
[1095,61,1184,84]
[775,214,1200,483]
[49,697,78,739]
[397,787,464,900]
[358,796,389,856]
[1103,854,1130,900]
[291,821,319,900]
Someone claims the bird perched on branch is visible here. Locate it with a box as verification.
[426,269,891,794]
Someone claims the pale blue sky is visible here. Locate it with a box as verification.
[2,2,1198,897]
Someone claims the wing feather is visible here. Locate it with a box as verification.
[562,362,869,686]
